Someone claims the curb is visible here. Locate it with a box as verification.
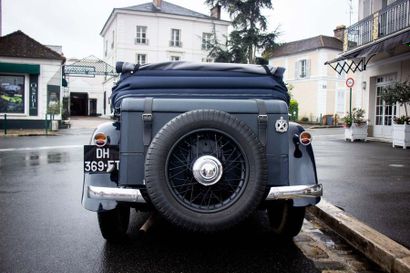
[0,133,58,137]
[308,199,410,273]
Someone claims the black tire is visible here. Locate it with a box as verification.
[145,109,268,232]
[267,201,305,239]
[97,205,130,241]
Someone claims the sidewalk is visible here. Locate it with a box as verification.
[0,116,112,137]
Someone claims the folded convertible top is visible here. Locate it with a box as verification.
[111,61,289,113]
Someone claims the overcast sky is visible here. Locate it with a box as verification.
[3,0,358,59]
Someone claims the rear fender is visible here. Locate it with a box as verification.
[81,121,121,212]
[288,122,320,207]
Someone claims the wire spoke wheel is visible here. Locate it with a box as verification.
[166,130,248,212]
[145,109,267,232]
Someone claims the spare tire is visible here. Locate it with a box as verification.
[145,109,267,232]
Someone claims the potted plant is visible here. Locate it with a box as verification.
[381,81,410,149]
[343,108,368,142]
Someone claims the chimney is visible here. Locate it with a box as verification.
[153,0,162,9]
[210,5,221,20]
[333,25,346,42]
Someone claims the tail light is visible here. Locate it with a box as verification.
[94,132,108,147]
[299,131,312,146]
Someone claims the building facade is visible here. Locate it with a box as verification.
[326,0,410,139]
[63,56,116,116]
[100,0,229,115]
[100,0,229,66]
[0,31,65,129]
[268,34,346,122]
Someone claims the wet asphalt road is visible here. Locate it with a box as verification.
[309,128,410,248]
[0,129,319,273]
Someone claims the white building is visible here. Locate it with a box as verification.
[64,56,114,116]
[0,31,65,129]
[100,0,230,66]
[268,32,346,123]
[326,0,410,140]
[99,0,229,115]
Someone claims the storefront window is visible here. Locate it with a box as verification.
[0,75,25,113]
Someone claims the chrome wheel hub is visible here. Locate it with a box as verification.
[192,155,223,186]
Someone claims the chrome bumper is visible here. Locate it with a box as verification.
[265,184,323,200]
[88,186,146,203]
[88,184,322,203]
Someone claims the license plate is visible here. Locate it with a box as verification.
[84,145,119,173]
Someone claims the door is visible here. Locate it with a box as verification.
[374,75,396,138]
[89,99,97,116]
[70,92,88,116]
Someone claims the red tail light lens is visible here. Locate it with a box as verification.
[94,132,107,147]
[299,131,312,146]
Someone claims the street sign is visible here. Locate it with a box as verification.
[346,77,355,88]
[64,65,96,77]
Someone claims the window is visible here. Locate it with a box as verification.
[201,57,214,63]
[136,26,148,44]
[170,29,182,47]
[0,75,25,113]
[170,56,180,61]
[136,54,147,65]
[202,33,212,50]
[111,30,115,49]
[296,59,310,79]
[336,89,346,114]
[375,75,396,126]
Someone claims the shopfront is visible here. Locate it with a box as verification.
[0,31,65,129]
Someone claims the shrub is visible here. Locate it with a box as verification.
[289,99,298,121]
[342,108,367,127]
[300,117,309,123]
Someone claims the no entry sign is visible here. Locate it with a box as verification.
[346,77,355,88]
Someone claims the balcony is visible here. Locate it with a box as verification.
[169,40,183,48]
[345,0,410,51]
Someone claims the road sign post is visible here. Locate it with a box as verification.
[346,78,355,123]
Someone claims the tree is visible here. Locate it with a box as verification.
[381,81,410,117]
[205,0,279,64]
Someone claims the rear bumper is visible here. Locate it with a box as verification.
[87,184,322,203]
[265,184,322,200]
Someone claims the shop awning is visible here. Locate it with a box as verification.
[0,62,40,74]
[325,29,410,74]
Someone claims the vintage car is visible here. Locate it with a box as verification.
[82,62,322,241]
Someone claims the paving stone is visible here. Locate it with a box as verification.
[313,261,346,271]
[297,242,330,259]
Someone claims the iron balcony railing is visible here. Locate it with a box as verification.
[379,0,410,37]
[345,0,410,51]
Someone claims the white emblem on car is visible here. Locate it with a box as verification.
[275,117,288,133]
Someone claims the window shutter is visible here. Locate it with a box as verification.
[306,59,311,78]
[295,61,300,79]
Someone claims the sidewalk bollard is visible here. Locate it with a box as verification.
[3,114,7,135]
[45,114,48,135]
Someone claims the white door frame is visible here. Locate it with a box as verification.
[373,74,396,139]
